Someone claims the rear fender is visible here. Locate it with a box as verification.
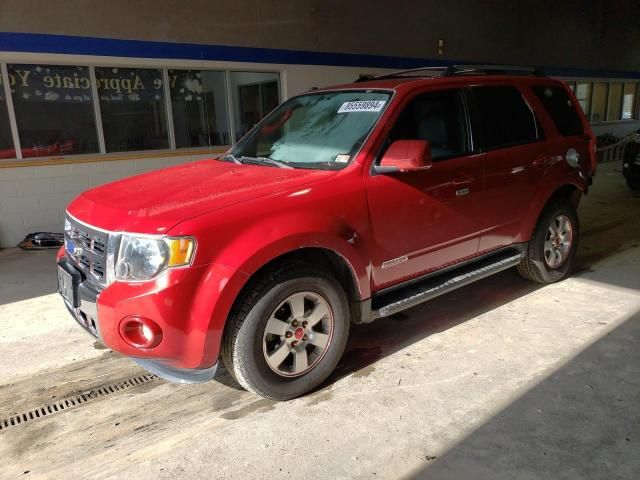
[521,163,586,241]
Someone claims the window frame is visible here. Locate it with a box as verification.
[468,84,543,152]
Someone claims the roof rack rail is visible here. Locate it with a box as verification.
[443,65,541,77]
[355,64,543,82]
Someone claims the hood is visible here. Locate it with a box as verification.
[67,159,334,234]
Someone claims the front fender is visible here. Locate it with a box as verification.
[168,173,371,364]
[191,230,370,367]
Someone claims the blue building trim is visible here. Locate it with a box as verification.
[1,31,639,79]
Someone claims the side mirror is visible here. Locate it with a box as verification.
[374,140,432,174]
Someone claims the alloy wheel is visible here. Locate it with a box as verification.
[262,291,334,377]
[544,214,573,268]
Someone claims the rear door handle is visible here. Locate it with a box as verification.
[452,176,475,186]
[456,187,470,197]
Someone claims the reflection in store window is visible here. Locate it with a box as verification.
[575,82,591,116]
[230,72,280,141]
[0,74,14,159]
[622,83,636,120]
[7,64,98,158]
[96,67,168,152]
[590,82,608,123]
[606,82,623,121]
[169,70,230,148]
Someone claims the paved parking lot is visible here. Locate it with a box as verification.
[0,162,638,480]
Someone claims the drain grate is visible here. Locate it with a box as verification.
[0,373,157,431]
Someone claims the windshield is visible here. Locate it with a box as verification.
[229,90,391,170]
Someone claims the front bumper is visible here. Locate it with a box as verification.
[57,255,222,383]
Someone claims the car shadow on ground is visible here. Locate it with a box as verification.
[325,268,543,387]
[320,221,640,391]
[0,249,59,306]
[409,308,640,479]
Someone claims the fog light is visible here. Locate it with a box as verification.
[119,316,163,349]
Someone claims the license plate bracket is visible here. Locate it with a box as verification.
[58,262,81,308]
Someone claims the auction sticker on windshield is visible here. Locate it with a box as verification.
[338,100,386,113]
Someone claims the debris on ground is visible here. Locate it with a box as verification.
[18,232,64,250]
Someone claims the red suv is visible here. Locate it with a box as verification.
[57,65,596,400]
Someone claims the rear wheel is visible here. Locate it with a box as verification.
[221,264,350,400]
[517,202,579,284]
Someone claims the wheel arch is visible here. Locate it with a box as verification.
[241,247,363,302]
[522,182,583,241]
[218,246,369,347]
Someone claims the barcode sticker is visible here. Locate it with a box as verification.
[338,100,386,113]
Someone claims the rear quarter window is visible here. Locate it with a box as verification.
[472,86,539,150]
[531,85,584,137]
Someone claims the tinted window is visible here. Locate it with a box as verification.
[95,67,168,152]
[532,85,584,136]
[169,69,231,148]
[388,89,468,160]
[8,64,99,158]
[472,86,538,150]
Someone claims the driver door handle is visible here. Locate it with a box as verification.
[456,187,470,197]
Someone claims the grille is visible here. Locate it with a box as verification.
[65,216,110,284]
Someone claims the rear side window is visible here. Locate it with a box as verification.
[531,85,584,137]
[472,86,539,150]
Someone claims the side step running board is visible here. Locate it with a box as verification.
[371,250,524,320]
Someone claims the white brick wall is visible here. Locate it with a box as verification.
[0,153,211,247]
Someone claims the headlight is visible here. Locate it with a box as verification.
[115,235,195,281]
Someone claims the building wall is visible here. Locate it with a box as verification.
[0,1,639,247]
[0,0,639,73]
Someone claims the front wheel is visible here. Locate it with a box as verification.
[221,264,350,400]
[517,201,580,284]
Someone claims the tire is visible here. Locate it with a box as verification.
[626,177,640,191]
[517,201,579,284]
[220,263,350,401]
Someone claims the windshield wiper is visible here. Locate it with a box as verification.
[220,153,242,164]
[239,156,293,169]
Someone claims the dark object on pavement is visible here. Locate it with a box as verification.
[18,232,64,250]
[622,131,640,191]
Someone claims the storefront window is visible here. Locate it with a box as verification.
[606,82,623,121]
[590,82,608,123]
[575,82,591,116]
[622,82,636,119]
[168,70,230,148]
[96,67,168,152]
[7,64,98,158]
[230,72,280,141]
[0,74,15,159]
